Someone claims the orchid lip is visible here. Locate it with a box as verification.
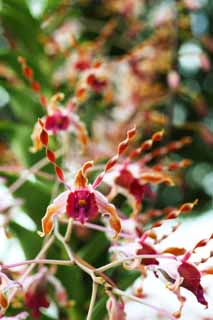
[66,189,99,224]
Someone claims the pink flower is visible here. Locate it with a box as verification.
[107,295,126,320]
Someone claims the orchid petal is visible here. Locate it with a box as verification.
[74,161,94,188]
[95,190,121,238]
[41,191,69,235]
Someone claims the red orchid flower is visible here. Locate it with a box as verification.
[41,161,123,237]
[45,111,70,134]
[110,134,192,216]
[40,126,136,238]
[158,233,212,310]
[31,94,88,153]
[25,283,49,318]
[74,59,91,71]
[17,58,88,153]
[115,167,147,206]
[87,74,108,92]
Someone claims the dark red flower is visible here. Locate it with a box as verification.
[137,242,159,265]
[115,168,146,204]
[25,285,49,318]
[74,60,90,71]
[66,189,99,223]
[45,112,70,134]
[87,74,107,92]
[178,262,208,307]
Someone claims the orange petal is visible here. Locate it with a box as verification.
[0,292,8,309]
[106,204,121,239]
[202,267,213,275]
[41,205,58,235]
[74,161,93,188]
[30,123,43,153]
[140,172,174,186]
[162,247,186,256]
[95,190,121,238]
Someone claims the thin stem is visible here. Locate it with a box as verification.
[2,259,73,270]
[96,254,177,272]
[9,149,63,193]
[60,219,134,239]
[54,220,94,277]
[64,218,73,243]
[86,282,98,320]
[114,289,176,320]
[54,221,74,262]
[8,235,55,304]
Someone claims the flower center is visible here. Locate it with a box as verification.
[78,199,87,207]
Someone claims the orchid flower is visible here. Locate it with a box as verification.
[18,57,88,153]
[156,234,213,315]
[23,267,68,318]
[39,125,136,238]
[105,132,191,216]
[30,93,88,153]
[0,272,22,313]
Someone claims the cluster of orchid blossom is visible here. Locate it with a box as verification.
[1,1,213,319]
[0,122,212,319]
[40,0,213,147]
[18,117,211,319]
[107,206,213,318]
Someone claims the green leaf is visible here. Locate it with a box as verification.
[78,232,109,264]
[10,221,41,259]
[14,179,51,226]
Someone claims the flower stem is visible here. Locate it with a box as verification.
[64,218,73,243]
[9,149,63,193]
[96,254,177,272]
[1,259,72,270]
[61,219,134,239]
[114,288,176,320]
[54,221,74,262]
[86,282,98,320]
[8,234,55,304]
